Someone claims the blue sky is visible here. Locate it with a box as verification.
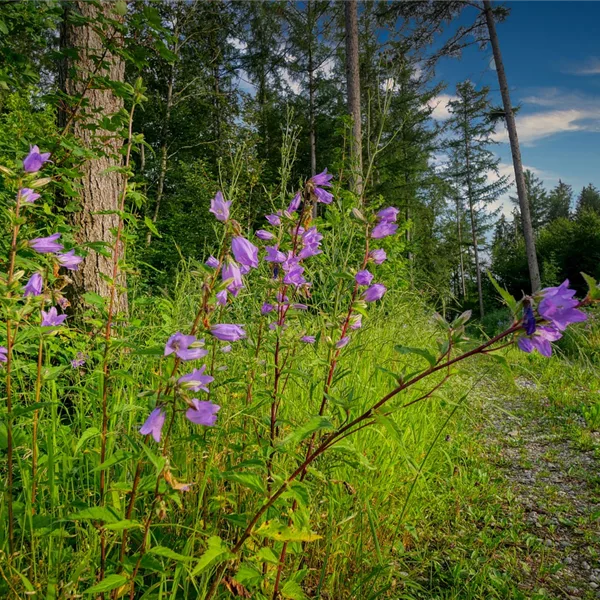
[431,1,600,211]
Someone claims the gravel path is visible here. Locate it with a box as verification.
[485,376,600,599]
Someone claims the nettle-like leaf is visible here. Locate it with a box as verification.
[278,416,334,448]
[191,536,234,576]
[254,520,321,543]
[581,272,600,301]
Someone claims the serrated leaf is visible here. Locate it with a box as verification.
[83,574,128,594]
[279,416,334,448]
[281,580,308,600]
[75,427,100,453]
[254,521,321,543]
[222,472,265,495]
[148,545,193,562]
[144,216,162,237]
[191,536,234,575]
[487,272,517,312]
[394,345,436,367]
[70,507,119,524]
[581,272,600,300]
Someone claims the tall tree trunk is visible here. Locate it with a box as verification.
[455,196,466,298]
[483,0,540,292]
[307,0,318,218]
[59,0,127,313]
[344,0,363,197]
[147,59,176,246]
[463,106,484,318]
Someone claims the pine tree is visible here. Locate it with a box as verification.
[446,81,509,318]
[547,179,572,222]
[510,169,548,232]
[575,184,600,217]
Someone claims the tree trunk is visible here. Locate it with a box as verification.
[455,196,466,298]
[308,0,318,218]
[59,0,127,313]
[483,0,540,292]
[344,0,363,197]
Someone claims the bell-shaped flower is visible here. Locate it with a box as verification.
[232,236,259,269]
[369,249,387,265]
[164,332,208,361]
[288,191,302,213]
[216,290,227,306]
[301,335,316,344]
[20,188,41,204]
[56,249,83,271]
[41,307,67,327]
[0,346,7,363]
[538,280,586,331]
[29,233,63,254]
[517,325,562,357]
[363,283,387,302]
[185,399,220,426]
[24,273,43,297]
[310,169,333,188]
[371,221,398,239]
[265,246,287,263]
[266,213,281,227]
[23,145,51,173]
[222,259,244,297]
[178,365,214,393]
[139,407,166,442]
[336,336,350,349]
[209,191,231,222]
[256,230,275,241]
[377,207,399,222]
[355,270,373,286]
[205,255,219,268]
[211,324,246,342]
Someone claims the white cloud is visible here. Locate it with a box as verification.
[228,37,247,52]
[565,57,600,76]
[427,94,457,121]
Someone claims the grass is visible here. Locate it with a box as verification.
[1,266,599,599]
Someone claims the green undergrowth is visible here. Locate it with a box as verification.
[1,271,597,599]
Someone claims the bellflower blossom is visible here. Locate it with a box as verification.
[377,207,399,222]
[221,345,232,353]
[355,270,373,286]
[222,259,244,297]
[336,336,350,349]
[29,233,63,254]
[56,249,83,271]
[371,221,398,239]
[0,347,7,363]
[23,145,51,173]
[205,255,219,268]
[211,324,246,342]
[301,335,316,344]
[186,399,220,426]
[41,307,67,327]
[283,265,306,287]
[264,245,286,263]
[164,333,208,361]
[209,191,231,222]
[261,303,275,314]
[178,366,214,393]
[216,290,227,306]
[23,273,43,297]
[369,249,387,265]
[256,229,275,241]
[266,213,281,227]
[518,325,562,357]
[288,191,302,213]
[363,283,387,302]
[140,407,166,443]
[350,314,362,330]
[538,280,587,331]
[523,305,536,335]
[310,169,334,204]
[20,188,41,204]
[232,236,259,269]
[71,352,87,368]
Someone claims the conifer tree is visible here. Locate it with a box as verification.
[547,180,572,222]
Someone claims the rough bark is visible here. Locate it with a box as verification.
[59,0,127,313]
[456,196,466,298]
[344,0,363,197]
[483,0,541,292]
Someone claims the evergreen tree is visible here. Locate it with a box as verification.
[446,81,509,318]
[546,179,572,222]
[510,169,548,232]
[575,184,600,217]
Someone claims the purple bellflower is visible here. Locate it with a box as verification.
[377,207,399,222]
[350,314,362,330]
[355,270,373,286]
[57,249,83,271]
[221,345,232,353]
[216,290,227,306]
[264,245,287,263]
[518,325,562,357]
[29,233,63,254]
[211,324,246,342]
[140,407,166,442]
[369,248,387,265]
[363,283,387,302]
[283,265,306,287]
[232,236,259,269]
[209,191,231,222]
[371,221,398,239]
[205,255,219,268]
[178,366,214,393]
[20,188,41,204]
[266,213,281,227]
[288,191,302,213]
[24,273,43,297]
[538,280,587,331]
[222,259,244,297]
[0,346,7,363]
[164,332,208,361]
[310,169,334,188]
[71,352,87,368]
[185,399,220,426]
[301,335,316,344]
[523,305,536,335]
[336,336,350,349]
[23,145,51,173]
[261,302,275,314]
[41,307,67,327]
[256,229,275,241]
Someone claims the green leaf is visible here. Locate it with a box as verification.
[253,546,280,564]
[254,521,321,543]
[104,520,141,531]
[581,272,600,300]
[148,545,193,562]
[83,574,128,594]
[83,292,106,309]
[487,272,517,312]
[222,471,265,495]
[75,427,100,453]
[394,345,436,367]
[141,443,166,475]
[279,416,334,448]
[144,216,162,238]
[70,507,120,524]
[234,563,262,587]
[191,536,234,575]
[281,580,308,599]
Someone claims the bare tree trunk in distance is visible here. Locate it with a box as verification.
[60,0,127,312]
[483,0,540,292]
[455,196,466,298]
[307,0,318,218]
[344,0,363,197]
